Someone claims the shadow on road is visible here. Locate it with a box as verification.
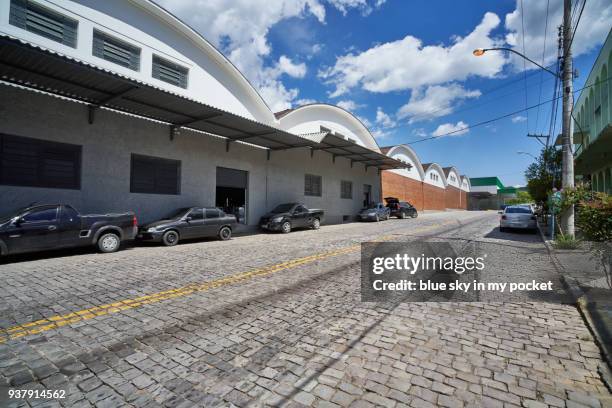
[484,227,541,243]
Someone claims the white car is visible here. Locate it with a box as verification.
[499,205,537,233]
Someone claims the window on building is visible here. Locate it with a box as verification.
[130,154,180,195]
[152,55,189,88]
[10,0,78,47]
[0,134,81,189]
[305,174,322,196]
[341,180,352,199]
[93,29,140,71]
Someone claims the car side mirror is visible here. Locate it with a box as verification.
[185,216,193,222]
[13,217,24,226]
[497,211,503,214]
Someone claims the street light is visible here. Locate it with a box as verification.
[472,48,559,78]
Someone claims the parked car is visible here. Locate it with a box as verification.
[0,204,137,256]
[384,197,418,219]
[358,203,390,222]
[499,205,537,233]
[260,203,324,233]
[138,207,236,246]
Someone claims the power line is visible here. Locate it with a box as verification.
[534,0,550,133]
[519,0,530,134]
[406,75,611,144]
[568,0,586,50]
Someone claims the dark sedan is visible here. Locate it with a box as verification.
[138,207,236,246]
[358,203,390,222]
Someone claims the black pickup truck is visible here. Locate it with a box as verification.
[0,204,137,256]
[259,203,324,233]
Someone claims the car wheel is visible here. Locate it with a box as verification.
[218,226,232,241]
[162,230,180,246]
[312,218,321,229]
[411,211,418,218]
[499,226,505,232]
[281,221,291,233]
[375,214,380,222]
[385,214,390,220]
[399,212,406,219]
[97,232,120,253]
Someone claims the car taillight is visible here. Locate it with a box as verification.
[132,214,138,227]
[501,215,507,220]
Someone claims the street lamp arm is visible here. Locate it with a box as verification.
[474,47,559,78]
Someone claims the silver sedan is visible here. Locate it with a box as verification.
[499,205,537,233]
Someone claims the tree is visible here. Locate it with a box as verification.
[524,147,562,208]
[506,191,533,205]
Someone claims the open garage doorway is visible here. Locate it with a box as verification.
[216,167,248,224]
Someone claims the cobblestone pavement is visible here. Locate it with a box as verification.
[0,211,610,407]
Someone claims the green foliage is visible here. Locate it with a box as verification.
[559,184,612,242]
[553,233,582,249]
[506,191,533,205]
[524,147,562,207]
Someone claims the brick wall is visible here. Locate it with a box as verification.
[445,186,462,209]
[423,183,446,210]
[461,191,468,210]
[381,171,424,210]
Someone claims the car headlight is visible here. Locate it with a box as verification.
[147,227,160,232]
[368,212,376,216]
[271,216,283,223]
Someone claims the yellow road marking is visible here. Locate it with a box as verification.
[0,221,455,343]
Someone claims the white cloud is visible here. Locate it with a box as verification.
[375,107,396,128]
[511,115,527,123]
[295,98,318,106]
[412,128,427,138]
[505,0,612,71]
[432,121,470,137]
[336,100,365,111]
[272,55,307,78]
[326,0,386,16]
[319,12,506,97]
[397,83,481,123]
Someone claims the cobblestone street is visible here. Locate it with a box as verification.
[0,211,610,407]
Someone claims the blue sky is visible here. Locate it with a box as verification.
[159,0,611,187]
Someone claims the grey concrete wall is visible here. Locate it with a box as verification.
[0,87,381,225]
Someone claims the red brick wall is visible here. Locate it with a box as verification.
[422,183,446,210]
[445,186,462,209]
[461,191,468,210]
[381,171,424,210]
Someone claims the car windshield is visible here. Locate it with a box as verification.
[505,207,532,214]
[364,203,378,209]
[165,208,192,219]
[271,204,295,213]
[0,207,28,224]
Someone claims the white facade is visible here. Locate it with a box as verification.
[460,176,471,192]
[384,145,425,182]
[423,163,447,189]
[0,0,276,124]
[443,167,461,189]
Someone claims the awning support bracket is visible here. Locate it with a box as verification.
[226,139,232,152]
[267,150,271,161]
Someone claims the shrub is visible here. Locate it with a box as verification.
[553,233,582,249]
[576,192,612,242]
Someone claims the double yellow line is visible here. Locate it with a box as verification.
[0,221,453,343]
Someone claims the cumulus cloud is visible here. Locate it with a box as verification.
[505,0,612,71]
[327,0,386,15]
[397,83,481,123]
[432,121,470,137]
[511,115,527,123]
[336,100,365,111]
[319,12,506,97]
[375,107,396,128]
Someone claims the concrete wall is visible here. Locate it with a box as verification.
[0,87,380,225]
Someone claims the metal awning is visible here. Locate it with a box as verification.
[314,133,411,170]
[0,34,408,170]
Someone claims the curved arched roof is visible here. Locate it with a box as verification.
[276,104,380,152]
[132,0,276,124]
[442,166,461,187]
[382,145,425,180]
[422,163,448,187]
[460,175,471,192]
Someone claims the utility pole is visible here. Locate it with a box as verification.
[561,0,575,237]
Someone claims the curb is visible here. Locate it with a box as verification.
[537,221,612,390]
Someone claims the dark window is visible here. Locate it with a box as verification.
[505,207,532,214]
[130,154,180,195]
[188,208,203,220]
[10,0,78,47]
[205,209,220,219]
[0,134,81,189]
[62,205,79,221]
[295,205,307,213]
[23,207,58,222]
[305,174,322,197]
[341,180,352,199]
[93,29,140,70]
[152,55,188,88]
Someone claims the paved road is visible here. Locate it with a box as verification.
[0,211,610,407]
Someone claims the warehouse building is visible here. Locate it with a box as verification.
[381,145,470,211]
[0,0,407,226]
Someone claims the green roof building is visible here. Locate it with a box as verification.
[572,29,612,193]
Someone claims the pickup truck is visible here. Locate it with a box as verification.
[0,204,137,256]
[259,203,324,233]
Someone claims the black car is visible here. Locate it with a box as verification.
[0,204,137,256]
[384,197,418,219]
[138,207,237,246]
[260,203,324,233]
[358,203,391,221]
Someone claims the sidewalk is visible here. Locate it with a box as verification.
[539,219,612,389]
